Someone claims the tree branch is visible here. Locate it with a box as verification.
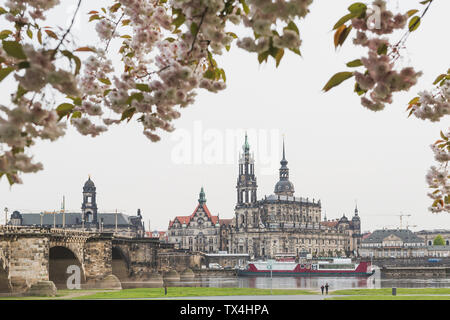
[105,12,125,52]
[51,0,83,60]
[187,7,208,56]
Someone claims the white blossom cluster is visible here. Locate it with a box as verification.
[351,0,422,111]
[0,99,66,183]
[237,0,311,53]
[5,0,60,21]
[0,0,309,184]
[426,129,450,213]
[413,80,450,122]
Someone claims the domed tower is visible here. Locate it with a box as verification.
[274,139,295,197]
[81,176,98,229]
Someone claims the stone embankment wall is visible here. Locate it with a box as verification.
[381,266,450,278]
[373,257,450,268]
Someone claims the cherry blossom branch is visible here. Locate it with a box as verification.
[391,0,434,59]
[51,0,83,60]
[187,7,208,56]
[105,12,125,52]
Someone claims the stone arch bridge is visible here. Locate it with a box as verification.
[0,226,200,293]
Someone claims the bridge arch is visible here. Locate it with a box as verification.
[49,246,86,289]
[112,246,130,281]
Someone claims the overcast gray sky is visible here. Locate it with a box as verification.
[1,0,449,233]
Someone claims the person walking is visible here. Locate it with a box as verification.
[320,284,324,295]
[325,283,329,295]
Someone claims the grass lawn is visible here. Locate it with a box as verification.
[329,288,450,296]
[72,287,317,299]
[326,295,450,300]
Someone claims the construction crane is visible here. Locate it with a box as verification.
[398,214,411,229]
[365,213,412,229]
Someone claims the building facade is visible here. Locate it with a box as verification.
[228,136,362,259]
[360,229,427,258]
[415,229,450,246]
[167,188,229,253]
[8,177,145,237]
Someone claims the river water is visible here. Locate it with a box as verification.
[155,267,450,290]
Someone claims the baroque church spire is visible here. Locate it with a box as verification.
[236,133,257,207]
[274,137,295,196]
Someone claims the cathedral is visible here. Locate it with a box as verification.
[229,134,361,258]
[167,134,362,258]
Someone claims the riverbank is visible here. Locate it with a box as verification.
[1,287,450,300]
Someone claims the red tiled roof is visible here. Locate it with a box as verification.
[320,221,339,228]
[219,219,232,226]
[169,203,219,228]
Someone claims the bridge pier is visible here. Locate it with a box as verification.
[83,239,113,282]
[7,236,49,292]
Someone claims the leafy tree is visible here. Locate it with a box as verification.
[0,0,448,213]
[433,234,445,246]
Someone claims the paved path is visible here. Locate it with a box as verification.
[136,294,332,300]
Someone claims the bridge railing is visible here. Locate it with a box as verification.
[0,225,104,236]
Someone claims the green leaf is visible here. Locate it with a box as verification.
[17,61,30,69]
[110,3,122,12]
[258,51,269,64]
[348,3,367,14]
[284,21,299,35]
[408,96,420,105]
[406,9,419,17]
[433,74,446,85]
[377,43,388,55]
[56,103,75,120]
[14,85,28,102]
[239,0,250,15]
[409,16,421,32]
[0,67,14,81]
[333,12,358,30]
[172,12,185,30]
[354,82,366,96]
[346,59,363,67]
[219,68,226,82]
[136,83,151,92]
[0,30,12,40]
[203,69,215,80]
[289,47,301,56]
[275,48,284,67]
[71,111,82,119]
[98,78,112,85]
[2,40,27,59]
[323,72,354,92]
[126,92,144,105]
[61,50,82,75]
[121,107,136,122]
[190,22,199,36]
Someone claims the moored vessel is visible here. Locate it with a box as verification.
[238,257,375,277]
